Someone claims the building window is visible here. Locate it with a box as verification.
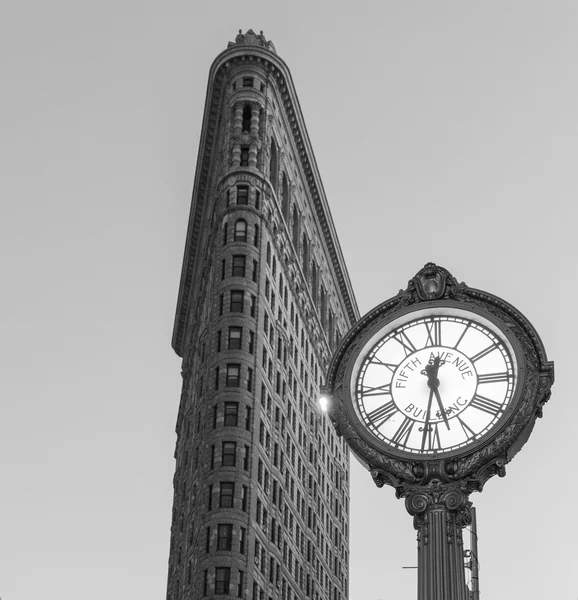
[208,484,213,510]
[281,173,290,220]
[234,219,247,242]
[252,259,258,282]
[253,224,260,246]
[214,366,220,390]
[237,185,249,205]
[220,482,235,508]
[248,330,255,354]
[203,570,208,595]
[245,406,252,430]
[238,570,245,598]
[242,105,251,132]
[292,205,299,249]
[243,445,250,470]
[224,402,239,426]
[232,255,246,277]
[215,566,231,594]
[240,527,246,554]
[219,293,224,315]
[222,442,237,466]
[302,235,309,279]
[230,291,244,312]
[250,295,256,317]
[311,262,318,306]
[221,258,226,280]
[217,524,233,550]
[217,330,222,352]
[243,77,254,88]
[240,146,249,166]
[205,526,211,553]
[255,190,261,210]
[223,222,228,245]
[241,485,248,511]
[226,364,241,387]
[228,326,242,349]
[247,367,253,392]
[269,139,278,191]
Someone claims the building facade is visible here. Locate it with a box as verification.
[168,30,359,600]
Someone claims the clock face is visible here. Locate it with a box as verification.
[352,308,518,456]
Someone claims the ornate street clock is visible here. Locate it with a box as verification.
[324,264,554,600]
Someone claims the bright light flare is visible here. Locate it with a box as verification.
[319,396,329,411]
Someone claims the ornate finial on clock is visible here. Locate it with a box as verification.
[409,262,461,301]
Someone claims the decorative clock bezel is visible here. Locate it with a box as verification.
[324,264,554,494]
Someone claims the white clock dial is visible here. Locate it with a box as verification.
[353,311,517,455]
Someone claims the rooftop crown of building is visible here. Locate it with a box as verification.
[228,29,277,54]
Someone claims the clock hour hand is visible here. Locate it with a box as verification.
[422,356,443,388]
[433,387,451,431]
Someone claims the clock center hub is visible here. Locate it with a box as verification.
[391,347,477,423]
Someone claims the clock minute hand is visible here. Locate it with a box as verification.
[421,387,435,452]
[433,387,451,431]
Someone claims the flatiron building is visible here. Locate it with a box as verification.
[167,29,358,600]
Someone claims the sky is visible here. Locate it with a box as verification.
[1,1,576,599]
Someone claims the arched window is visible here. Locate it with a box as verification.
[302,235,309,279]
[282,173,289,220]
[269,138,278,192]
[292,206,299,250]
[242,105,251,132]
[234,220,247,242]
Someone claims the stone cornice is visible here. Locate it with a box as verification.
[172,36,359,356]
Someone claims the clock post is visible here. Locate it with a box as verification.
[324,264,554,600]
[406,485,471,600]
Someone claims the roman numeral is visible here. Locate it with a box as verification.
[369,357,398,372]
[457,416,477,440]
[470,343,498,363]
[420,422,441,452]
[424,319,442,347]
[360,383,392,397]
[393,331,416,356]
[470,394,503,416]
[366,401,397,428]
[453,323,471,350]
[477,372,510,384]
[391,417,414,447]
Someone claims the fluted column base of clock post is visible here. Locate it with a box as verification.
[406,487,472,600]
